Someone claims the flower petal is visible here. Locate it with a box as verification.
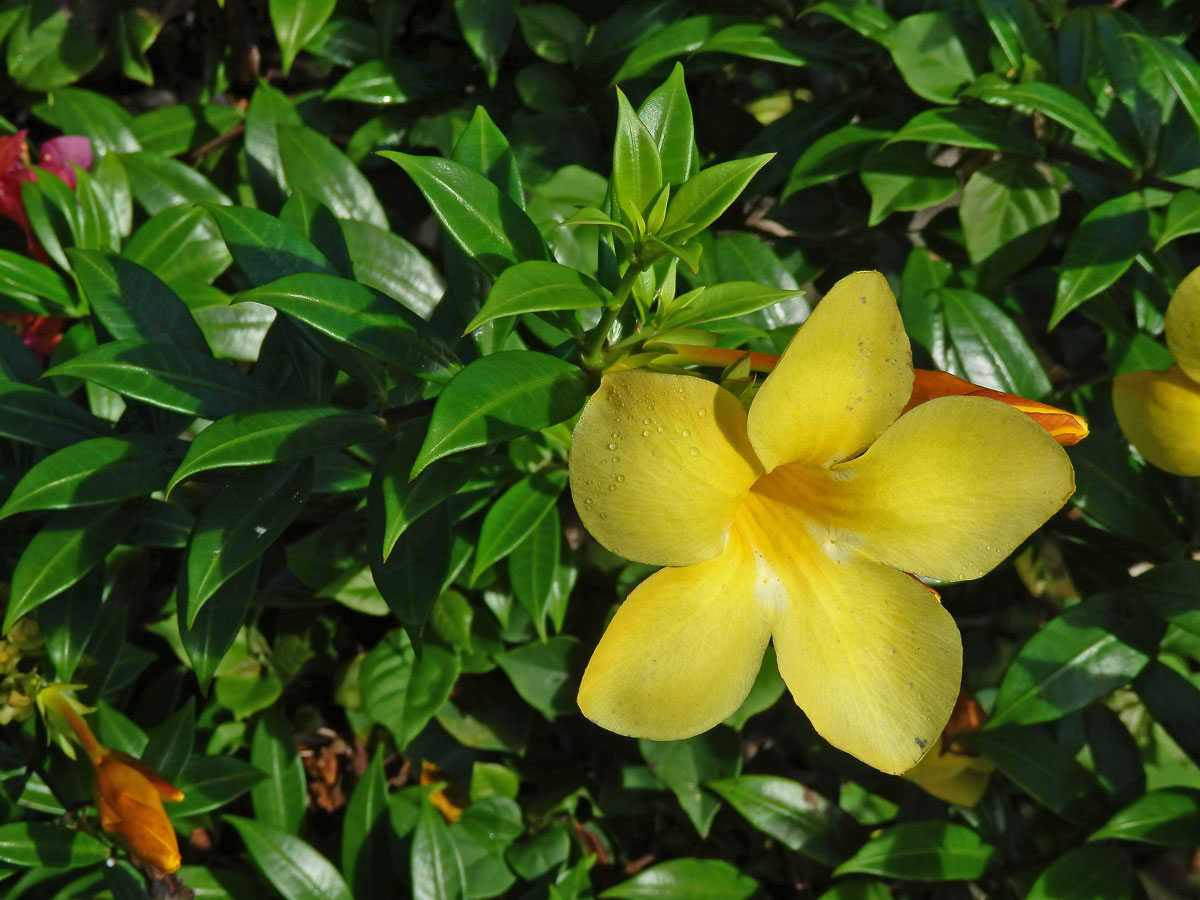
[577,534,771,740]
[1166,266,1200,383]
[1113,366,1200,476]
[757,530,961,775]
[832,396,1075,582]
[747,271,913,471]
[903,741,992,806]
[570,370,761,567]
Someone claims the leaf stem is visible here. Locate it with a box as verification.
[581,266,642,370]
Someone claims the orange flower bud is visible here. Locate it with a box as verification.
[93,750,184,873]
[908,370,1089,446]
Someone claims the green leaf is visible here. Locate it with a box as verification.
[707,775,859,866]
[5,502,141,631]
[45,88,140,153]
[931,288,1051,399]
[130,103,243,156]
[1156,189,1200,250]
[326,58,455,105]
[1091,788,1200,846]
[601,859,759,900]
[413,351,586,475]
[0,434,180,517]
[205,203,335,286]
[413,799,468,900]
[380,152,549,277]
[371,502,452,637]
[340,219,445,320]
[959,158,1059,288]
[834,821,994,881]
[658,282,805,331]
[882,13,976,104]
[1126,34,1200,136]
[1136,660,1200,767]
[989,589,1161,726]
[613,87,663,221]
[238,273,458,381]
[1051,193,1148,327]
[360,630,461,749]
[142,697,196,785]
[640,729,741,838]
[466,261,612,333]
[342,749,391,899]
[118,150,231,213]
[45,340,272,419]
[977,0,1054,75]
[860,143,959,227]
[0,248,76,314]
[0,822,110,868]
[697,22,838,68]
[270,0,336,73]
[124,205,231,284]
[472,469,566,581]
[172,756,266,817]
[1025,845,1135,900]
[184,460,312,626]
[887,106,1042,156]
[167,406,385,494]
[509,505,561,641]
[639,63,695,186]
[516,4,586,64]
[494,635,585,719]
[180,561,259,691]
[251,708,307,835]
[966,726,1106,823]
[967,78,1135,167]
[660,153,773,245]
[68,248,209,352]
[226,815,352,900]
[37,573,101,681]
[1069,433,1178,548]
[277,123,386,228]
[454,0,516,88]
[611,15,738,83]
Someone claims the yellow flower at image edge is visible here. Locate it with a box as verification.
[570,272,1075,775]
[1113,265,1200,476]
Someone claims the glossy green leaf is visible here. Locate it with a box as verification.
[978,0,1054,75]
[601,859,759,900]
[5,502,141,631]
[707,775,859,865]
[834,821,994,881]
[238,273,457,381]
[466,261,612,333]
[454,0,516,87]
[205,202,334,286]
[37,573,101,681]
[0,434,180,517]
[1136,661,1200,767]
[967,78,1135,167]
[413,799,467,900]
[381,152,549,277]
[123,205,231,285]
[959,158,1058,287]
[639,63,695,186]
[509,505,561,641]
[882,13,975,104]
[1157,189,1200,250]
[860,143,959,227]
[966,727,1106,823]
[45,88,140,153]
[46,340,271,419]
[1090,788,1200,846]
[990,590,1160,726]
[68,248,209,352]
[660,153,773,245]
[610,14,737,83]
[167,406,386,494]
[658,282,805,331]
[1070,433,1178,548]
[227,815,352,900]
[325,58,452,104]
[277,123,386,227]
[371,502,452,637]
[1025,844,1134,900]
[613,87,663,221]
[340,219,445,320]
[1126,33,1200,134]
[184,460,312,626]
[0,823,110,868]
[270,0,336,73]
[494,635,585,719]
[180,561,259,690]
[0,248,75,313]
[130,103,243,156]
[118,150,231,213]
[1051,193,1147,327]
[413,351,586,475]
[697,22,838,68]
[251,708,307,835]
[342,749,390,898]
[142,697,196,785]
[361,630,461,749]
[516,4,586,64]
[171,755,266,817]
[471,470,566,582]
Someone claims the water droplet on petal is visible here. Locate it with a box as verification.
[607,442,618,450]
[689,447,699,456]
[698,409,707,417]
[656,426,664,433]
[616,474,625,483]
[682,429,690,437]
[608,485,616,491]
[600,512,609,519]
[642,430,651,437]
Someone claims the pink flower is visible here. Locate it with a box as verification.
[0,130,93,260]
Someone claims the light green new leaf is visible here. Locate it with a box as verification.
[613,87,663,221]
[659,153,773,245]
[639,63,695,185]
[658,282,805,331]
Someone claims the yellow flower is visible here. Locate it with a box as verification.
[902,692,994,806]
[1113,265,1200,476]
[569,271,1075,774]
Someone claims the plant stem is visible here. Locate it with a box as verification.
[581,266,642,370]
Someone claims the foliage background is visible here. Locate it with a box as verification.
[1,0,1200,898]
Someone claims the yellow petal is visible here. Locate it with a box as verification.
[1113,366,1200,476]
[904,742,992,807]
[747,271,913,471]
[736,490,961,775]
[832,396,1075,582]
[577,533,771,740]
[569,370,761,567]
[1166,266,1200,383]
